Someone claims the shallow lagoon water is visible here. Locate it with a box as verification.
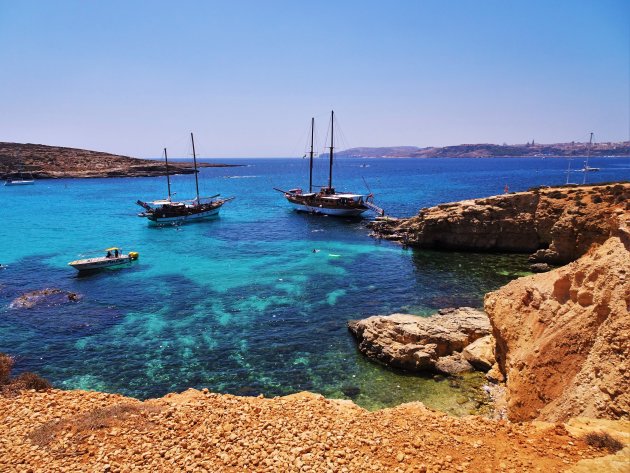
[1,156,628,413]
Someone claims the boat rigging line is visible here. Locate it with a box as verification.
[582,132,594,185]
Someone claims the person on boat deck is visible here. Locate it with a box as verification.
[106,251,112,258]
[114,249,119,258]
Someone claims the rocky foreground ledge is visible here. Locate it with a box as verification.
[1,388,629,472]
[0,142,239,179]
[370,183,629,265]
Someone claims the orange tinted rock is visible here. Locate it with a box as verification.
[370,184,629,265]
[486,234,630,422]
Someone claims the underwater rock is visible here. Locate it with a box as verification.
[9,288,81,309]
[529,262,551,273]
[341,385,361,398]
[347,307,491,374]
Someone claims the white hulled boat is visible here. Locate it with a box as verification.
[276,111,384,217]
[4,163,34,186]
[68,248,139,272]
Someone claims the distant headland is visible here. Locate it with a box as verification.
[0,142,239,179]
[333,141,630,158]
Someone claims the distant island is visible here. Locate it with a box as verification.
[333,141,630,158]
[0,142,239,179]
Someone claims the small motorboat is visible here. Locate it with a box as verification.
[68,248,139,272]
[4,160,35,185]
[5,178,35,186]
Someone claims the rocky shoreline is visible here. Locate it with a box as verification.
[357,186,629,425]
[369,183,629,266]
[0,142,240,180]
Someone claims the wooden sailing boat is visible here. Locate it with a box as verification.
[136,133,233,224]
[276,111,384,217]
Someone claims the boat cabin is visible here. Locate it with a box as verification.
[105,247,122,258]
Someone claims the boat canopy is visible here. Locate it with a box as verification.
[335,193,365,199]
[150,200,172,205]
[105,247,120,251]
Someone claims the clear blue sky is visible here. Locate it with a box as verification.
[0,0,628,157]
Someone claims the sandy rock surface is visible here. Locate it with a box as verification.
[0,388,623,473]
[485,232,630,422]
[348,307,492,375]
[370,183,629,264]
[462,335,495,371]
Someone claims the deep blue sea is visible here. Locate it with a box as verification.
[1,156,629,412]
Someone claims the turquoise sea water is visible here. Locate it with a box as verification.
[1,156,629,412]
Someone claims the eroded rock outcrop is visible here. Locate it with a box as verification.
[485,233,630,422]
[370,183,629,264]
[348,307,494,375]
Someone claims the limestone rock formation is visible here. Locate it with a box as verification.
[369,183,629,264]
[347,307,492,375]
[462,335,495,371]
[485,233,630,422]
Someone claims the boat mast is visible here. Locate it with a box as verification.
[164,148,172,200]
[328,110,334,190]
[309,117,314,193]
[582,132,593,185]
[191,132,200,204]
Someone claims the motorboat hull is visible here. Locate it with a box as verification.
[68,255,132,271]
[5,180,34,186]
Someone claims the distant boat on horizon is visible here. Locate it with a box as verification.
[136,133,233,224]
[580,133,600,182]
[275,111,384,217]
[578,164,600,172]
[4,159,34,186]
[566,132,601,184]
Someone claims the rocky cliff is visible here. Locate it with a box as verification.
[0,142,237,179]
[485,231,630,423]
[370,183,629,265]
